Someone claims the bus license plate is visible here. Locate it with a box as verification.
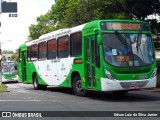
[130,85,140,90]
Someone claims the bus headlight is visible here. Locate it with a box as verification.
[150,68,157,79]
[104,69,115,80]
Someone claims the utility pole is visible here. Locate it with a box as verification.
[0,48,1,85]
[0,0,2,84]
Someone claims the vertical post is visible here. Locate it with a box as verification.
[0,0,2,13]
[0,0,2,84]
[0,43,2,84]
[0,0,2,14]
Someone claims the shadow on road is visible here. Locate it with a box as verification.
[7,83,160,102]
[2,81,19,84]
[86,90,160,102]
[39,87,160,102]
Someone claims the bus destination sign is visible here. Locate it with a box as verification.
[101,22,149,31]
[108,23,140,30]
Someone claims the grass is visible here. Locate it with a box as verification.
[0,84,8,93]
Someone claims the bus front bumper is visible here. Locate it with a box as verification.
[100,76,157,91]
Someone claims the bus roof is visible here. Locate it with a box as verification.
[25,24,86,46]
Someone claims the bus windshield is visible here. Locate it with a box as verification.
[2,62,18,74]
[102,33,154,67]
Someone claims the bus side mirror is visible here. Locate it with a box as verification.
[97,35,102,45]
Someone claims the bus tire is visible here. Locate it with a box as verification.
[112,90,128,96]
[33,74,47,90]
[73,75,87,97]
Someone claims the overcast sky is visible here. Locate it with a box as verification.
[0,0,55,52]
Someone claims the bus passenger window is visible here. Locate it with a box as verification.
[58,36,69,58]
[27,46,31,61]
[38,42,47,61]
[47,39,56,59]
[70,32,82,56]
[31,44,38,61]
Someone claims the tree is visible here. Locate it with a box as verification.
[122,0,160,20]
[10,49,18,61]
[122,0,160,35]
[147,19,160,35]
[10,53,18,61]
[49,0,69,28]
[29,12,56,40]
[55,0,132,27]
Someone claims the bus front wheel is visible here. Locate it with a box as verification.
[33,74,47,90]
[73,75,87,97]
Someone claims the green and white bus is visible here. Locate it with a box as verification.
[18,20,157,96]
[2,61,18,83]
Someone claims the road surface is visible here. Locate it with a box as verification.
[0,82,160,120]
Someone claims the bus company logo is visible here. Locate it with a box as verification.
[2,112,11,117]
[46,65,50,71]
[61,63,65,71]
[133,75,136,79]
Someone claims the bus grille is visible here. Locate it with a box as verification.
[120,81,149,89]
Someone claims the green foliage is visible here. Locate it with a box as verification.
[10,53,18,61]
[10,49,19,61]
[50,0,69,26]
[0,84,7,93]
[62,0,92,27]
[59,0,131,27]
[29,12,56,40]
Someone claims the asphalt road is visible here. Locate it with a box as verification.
[0,82,160,120]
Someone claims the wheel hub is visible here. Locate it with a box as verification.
[34,80,37,88]
[76,81,82,91]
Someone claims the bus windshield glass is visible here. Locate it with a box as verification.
[102,33,154,67]
[2,62,18,74]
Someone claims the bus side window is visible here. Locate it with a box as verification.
[38,42,47,61]
[47,39,56,59]
[27,46,31,61]
[70,32,82,56]
[57,35,69,58]
[31,44,38,61]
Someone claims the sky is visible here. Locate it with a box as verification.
[0,0,55,52]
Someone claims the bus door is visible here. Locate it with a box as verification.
[85,36,100,89]
[21,50,27,81]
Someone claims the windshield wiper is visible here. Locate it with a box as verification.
[136,31,142,52]
[135,31,145,65]
[115,31,127,45]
